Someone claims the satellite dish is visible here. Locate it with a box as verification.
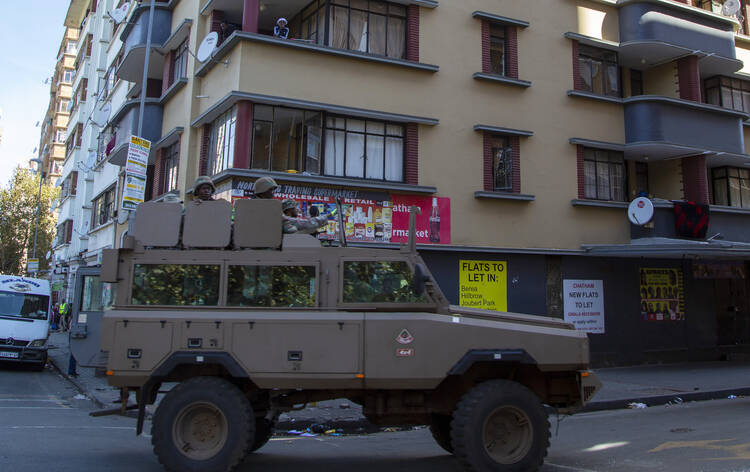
[117,210,129,225]
[94,103,111,126]
[45,251,51,260]
[196,32,219,63]
[109,2,129,24]
[722,0,741,16]
[85,152,96,169]
[628,197,654,226]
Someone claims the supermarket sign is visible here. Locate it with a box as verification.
[231,182,451,244]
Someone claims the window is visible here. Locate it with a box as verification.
[635,162,649,196]
[57,99,70,113]
[583,148,626,201]
[100,66,116,100]
[55,219,73,246]
[61,171,78,199]
[490,24,506,76]
[50,160,63,176]
[705,77,750,113]
[299,0,407,59]
[227,265,317,307]
[342,261,427,303]
[712,167,750,208]
[324,116,404,181]
[251,105,322,174]
[489,135,512,191]
[630,69,643,96]
[160,142,179,194]
[131,264,220,306]
[207,107,237,176]
[171,39,189,85]
[55,130,66,143]
[91,186,116,229]
[578,45,620,97]
[66,41,77,54]
[62,69,74,83]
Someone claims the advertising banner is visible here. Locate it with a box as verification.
[121,173,147,211]
[27,258,39,273]
[640,268,685,321]
[121,136,150,211]
[458,260,508,312]
[231,182,451,245]
[563,280,605,334]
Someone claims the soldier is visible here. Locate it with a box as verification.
[282,199,330,234]
[253,177,278,199]
[193,176,216,203]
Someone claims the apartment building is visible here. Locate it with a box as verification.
[38,27,80,182]
[57,0,750,366]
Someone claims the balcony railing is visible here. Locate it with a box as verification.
[106,98,163,166]
[117,3,172,83]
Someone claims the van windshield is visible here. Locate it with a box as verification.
[0,291,49,320]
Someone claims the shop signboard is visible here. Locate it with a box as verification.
[563,279,605,334]
[639,268,685,321]
[458,260,508,312]
[231,182,451,245]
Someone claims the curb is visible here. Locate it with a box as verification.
[582,387,750,412]
[47,354,107,409]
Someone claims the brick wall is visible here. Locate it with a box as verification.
[200,124,211,176]
[572,40,582,90]
[511,136,521,193]
[506,26,519,79]
[677,55,701,102]
[481,21,491,74]
[483,132,493,191]
[162,51,173,93]
[406,5,419,61]
[405,124,418,185]
[682,155,709,204]
[153,150,163,198]
[577,145,585,199]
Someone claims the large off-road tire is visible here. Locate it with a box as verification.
[151,377,254,472]
[248,417,275,452]
[451,380,550,472]
[430,413,454,453]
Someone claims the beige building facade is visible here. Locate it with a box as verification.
[88,0,750,365]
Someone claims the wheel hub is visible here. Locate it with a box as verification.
[173,402,228,460]
[482,405,533,464]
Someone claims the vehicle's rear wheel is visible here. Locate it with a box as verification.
[429,413,454,453]
[152,377,253,472]
[248,417,276,452]
[451,380,549,472]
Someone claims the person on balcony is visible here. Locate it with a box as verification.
[219,20,238,43]
[274,18,290,39]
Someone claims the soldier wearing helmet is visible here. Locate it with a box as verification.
[281,198,331,234]
[193,176,216,204]
[253,177,278,199]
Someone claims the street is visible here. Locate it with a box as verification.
[1,363,749,472]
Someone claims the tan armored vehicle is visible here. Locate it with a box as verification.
[72,198,600,472]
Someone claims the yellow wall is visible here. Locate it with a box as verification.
[649,160,683,200]
[643,63,678,97]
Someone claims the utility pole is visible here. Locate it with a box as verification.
[30,158,44,263]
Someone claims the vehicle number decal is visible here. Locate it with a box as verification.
[396,348,414,357]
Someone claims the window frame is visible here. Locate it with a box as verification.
[582,147,627,202]
[704,76,750,113]
[160,142,180,195]
[207,107,237,176]
[577,44,621,98]
[171,39,189,85]
[489,23,507,76]
[129,262,224,307]
[337,257,435,309]
[91,186,116,230]
[226,263,321,309]
[712,166,750,208]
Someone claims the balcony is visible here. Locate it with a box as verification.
[618,0,742,76]
[631,202,750,244]
[623,96,748,161]
[117,3,172,83]
[106,98,163,167]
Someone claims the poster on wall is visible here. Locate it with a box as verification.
[458,260,508,312]
[121,136,150,211]
[229,182,451,244]
[563,280,605,334]
[639,268,685,321]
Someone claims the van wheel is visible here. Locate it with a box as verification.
[248,417,275,452]
[429,413,454,453]
[451,380,549,472]
[30,354,47,372]
[152,377,253,472]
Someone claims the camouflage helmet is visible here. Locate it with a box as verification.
[281,198,299,211]
[193,176,215,193]
[254,176,278,195]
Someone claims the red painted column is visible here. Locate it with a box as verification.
[243,0,259,33]
[161,51,173,94]
[153,151,163,197]
[200,124,211,176]
[483,132,493,191]
[511,136,521,193]
[506,27,519,79]
[576,145,585,199]
[481,20,491,74]
[233,101,253,169]
[405,124,419,185]
[406,5,420,61]
[572,40,582,90]
[682,155,710,204]
[678,56,701,102]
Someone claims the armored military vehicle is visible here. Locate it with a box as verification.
[71,198,600,472]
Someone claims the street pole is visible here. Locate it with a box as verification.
[31,159,44,264]
[137,0,156,138]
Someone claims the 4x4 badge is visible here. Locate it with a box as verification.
[396,329,414,344]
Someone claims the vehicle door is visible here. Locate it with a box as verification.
[70,267,115,367]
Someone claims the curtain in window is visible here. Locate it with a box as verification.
[366,123,385,180]
[325,129,346,176]
[331,6,349,49]
[369,13,387,55]
[349,9,368,52]
[387,16,405,58]
[346,121,366,178]
[209,108,236,176]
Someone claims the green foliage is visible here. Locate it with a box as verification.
[0,168,59,275]
[343,261,427,303]
[132,264,221,306]
[227,265,316,307]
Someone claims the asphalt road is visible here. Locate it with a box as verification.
[1,363,749,472]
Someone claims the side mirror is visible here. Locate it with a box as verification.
[412,263,429,295]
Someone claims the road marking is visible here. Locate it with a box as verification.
[0,406,71,410]
[0,399,61,402]
[545,462,600,472]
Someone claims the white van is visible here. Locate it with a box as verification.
[0,275,51,370]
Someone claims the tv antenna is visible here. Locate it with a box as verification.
[92,102,112,128]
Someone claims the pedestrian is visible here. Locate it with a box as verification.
[59,301,70,332]
[273,18,290,39]
[192,176,216,204]
[282,198,330,234]
[51,303,60,331]
[253,177,278,199]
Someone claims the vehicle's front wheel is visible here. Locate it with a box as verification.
[248,417,276,452]
[451,379,549,472]
[151,377,253,472]
[429,413,454,453]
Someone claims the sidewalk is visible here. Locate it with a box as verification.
[47,331,750,432]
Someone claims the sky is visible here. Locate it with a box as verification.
[0,1,70,188]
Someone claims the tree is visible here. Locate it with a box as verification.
[0,167,59,276]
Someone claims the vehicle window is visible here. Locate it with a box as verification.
[81,276,116,311]
[343,261,427,303]
[132,264,220,306]
[0,292,49,320]
[227,265,316,307]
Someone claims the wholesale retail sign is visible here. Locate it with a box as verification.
[230,182,451,244]
[121,136,150,211]
[640,268,685,321]
[459,260,507,312]
[563,280,605,334]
